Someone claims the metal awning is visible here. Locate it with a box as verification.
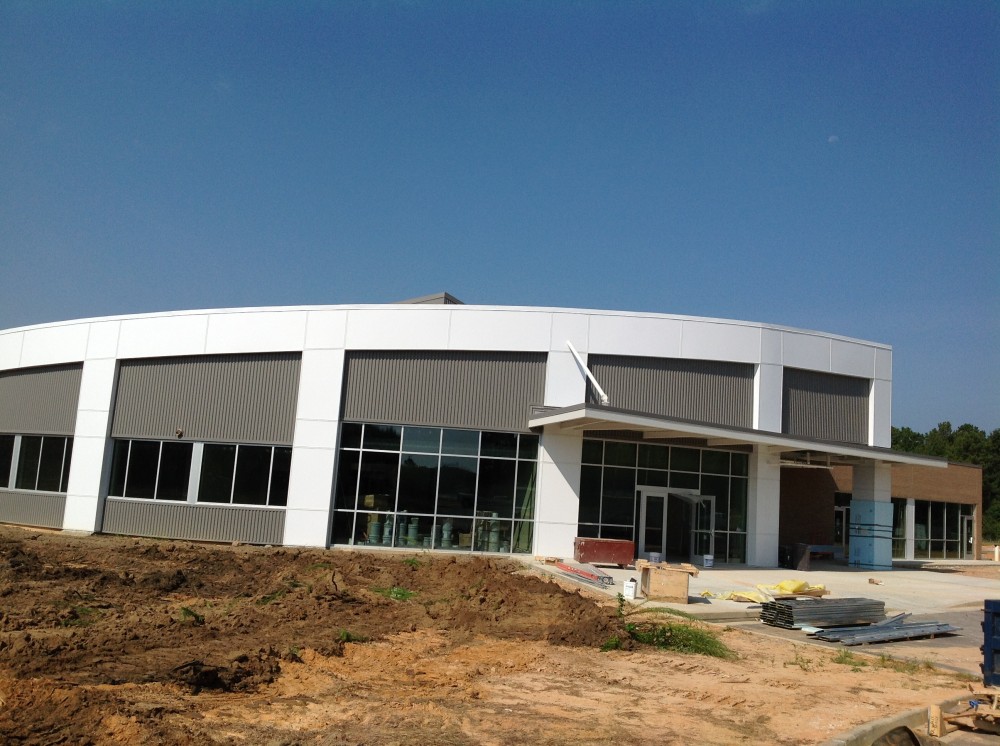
[528,403,947,468]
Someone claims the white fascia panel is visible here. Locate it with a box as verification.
[118,314,209,358]
[205,311,307,354]
[76,358,118,413]
[85,321,120,360]
[549,312,590,352]
[874,347,892,381]
[65,435,109,500]
[760,328,782,365]
[74,409,111,439]
[282,508,332,548]
[870,378,892,448]
[345,309,451,350]
[305,310,348,350]
[285,446,337,512]
[780,331,831,371]
[295,349,344,423]
[754,363,783,432]
[831,339,876,379]
[62,495,101,533]
[293,418,340,450]
[680,321,761,363]
[0,332,23,370]
[20,324,88,367]
[447,310,550,351]
[544,350,588,408]
[588,314,682,358]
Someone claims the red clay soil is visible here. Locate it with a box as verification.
[0,526,975,745]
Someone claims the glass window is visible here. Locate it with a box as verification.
[701,475,730,531]
[437,456,476,516]
[402,426,440,454]
[357,451,399,511]
[269,447,292,507]
[232,445,272,505]
[109,440,129,497]
[15,436,42,490]
[945,503,960,541]
[726,533,746,563]
[730,453,749,476]
[512,520,533,553]
[398,454,439,514]
[36,437,66,492]
[669,471,699,490]
[199,444,237,503]
[701,450,729,475]
[930,501,946,540]
[157,442,192,501]
[579,465,602,524]
[476,458,516,518]
[636,468,668,487]
[442,429,479,456]
[601,467,635,525]
[60,439,73,492]
[601,524,634,541]
[729,478,748,532]
[638,443,669,470]
[480,431,517,459]
[0,434,15,488]
[363,424,401,451]
[671,447,699,473]
[518,434,538,461]
[437,515,473,551]
[581,439,603,465]
[334,449,360,510]
[604,441,636,467]
[125,440,159,500]
[340,422,363,449]
[515,461,536,519]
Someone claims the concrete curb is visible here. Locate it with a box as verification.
[818,695,968,746]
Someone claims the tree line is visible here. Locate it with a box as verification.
[891,422,1000,541]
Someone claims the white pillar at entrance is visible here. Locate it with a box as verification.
[534,428,583,558]
[746,446,780,567]
[904,497,915,560]
[849,462,893,570]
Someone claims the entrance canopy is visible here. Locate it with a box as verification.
[528,404,946,468]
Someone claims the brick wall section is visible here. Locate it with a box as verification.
[778,462,983,548]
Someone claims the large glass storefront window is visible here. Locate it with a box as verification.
[578,438,750,564]
[911,499,973,559]
[332,423,538,554]
[0,434,73,493]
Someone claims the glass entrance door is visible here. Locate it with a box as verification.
[638,492,665,560]
[961,515,975,559]
[691,494,715,564]
[638,488,714,564]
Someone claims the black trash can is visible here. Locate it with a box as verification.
[791,543,811,572]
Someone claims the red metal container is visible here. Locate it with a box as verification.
[573,537,635,567]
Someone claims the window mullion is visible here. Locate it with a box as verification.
[187,443,204,503]
[229,444,238,504]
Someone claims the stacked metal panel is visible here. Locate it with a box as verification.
[760,598,886,629]
[812,614,960,646]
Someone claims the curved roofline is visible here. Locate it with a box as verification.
[0,302,891,350]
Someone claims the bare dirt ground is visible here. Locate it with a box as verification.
[0,526,984,745]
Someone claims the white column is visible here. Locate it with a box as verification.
[849,462,893,569]
[282,348,344,547]
[746,446,781,566]
[904,498,915,560]
[63,357,118,532]
[533,428,583,558]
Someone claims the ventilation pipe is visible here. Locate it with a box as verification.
[566,341,609,406]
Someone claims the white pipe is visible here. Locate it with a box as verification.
[566,340,609,406]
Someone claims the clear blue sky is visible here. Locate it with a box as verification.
[2,1,997,432]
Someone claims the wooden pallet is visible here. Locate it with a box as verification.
[929,688,1000,737]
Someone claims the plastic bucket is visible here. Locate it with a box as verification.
[703,554,714,568]
[623,579,637,601]
[648,552,662,564]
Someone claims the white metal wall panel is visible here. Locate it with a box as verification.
[342,351,547,432]
[586,355,754,428]
[102,498,285,545]
[0,364,83,435]
[111,353,300,445]
[782,368,869,444]
[0,490,67,528]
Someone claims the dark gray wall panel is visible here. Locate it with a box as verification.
[782,368,869,444]
[342,351,546,432]
[0,364,83,436]
[112,353,300,445]
[102,498,285,545]
[0,490,67,529]
[586,355,754,428]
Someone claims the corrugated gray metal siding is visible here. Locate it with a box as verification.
[342,351,546,432]
[0,490,67,528]
[782,368,869,444]
[0,364,83,436]
[102,498,285,545]
[586,355,754,428]
[112,353,300,445]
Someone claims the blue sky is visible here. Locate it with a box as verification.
[1,1,997,432]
